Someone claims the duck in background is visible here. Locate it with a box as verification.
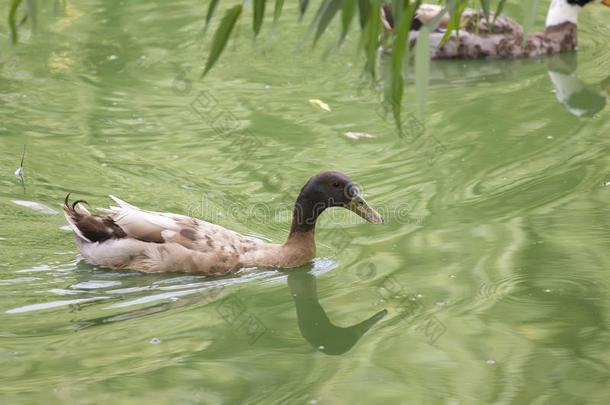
[381,0,610,58]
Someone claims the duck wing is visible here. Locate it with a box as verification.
[101,195,251,252]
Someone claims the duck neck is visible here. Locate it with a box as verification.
[287,194,325,240]
[545,0,581,28]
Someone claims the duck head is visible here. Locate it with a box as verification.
[289,171,383,235]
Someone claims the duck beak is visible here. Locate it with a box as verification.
[346,194,384,224]
[603,0,610,6]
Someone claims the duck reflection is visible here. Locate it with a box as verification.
[545,53,606,117]
[287,269,387,355]
[377,51,607,118]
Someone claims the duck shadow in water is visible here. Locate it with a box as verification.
[287,268,387,355]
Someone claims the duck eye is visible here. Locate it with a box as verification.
[333,182,341,188]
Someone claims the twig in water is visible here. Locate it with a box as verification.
[14,144,26,179]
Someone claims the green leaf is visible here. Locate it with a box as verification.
[439,0,467,47]
[492,0,507,26]
[339,0,356,45]
[415,25,430,115]
[363,1,381,77]
[357,0,370,30]
[521,0,539,47]
[8,0,23,44]
[479,0,492,32]
[253,0,266,37]
[389,0,420,122]
[203,0,220,35]
[270,0,285,37]
[299,0,310,20]
[314,0,342,45]
[202,5,243,78]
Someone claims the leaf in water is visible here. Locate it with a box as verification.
[309,99,331,112]
[344,132,374,139]
[314,0,342,45]
[415,25,430,115]
[202,5,243,78]
[253,0,266,37]
[270,0,285,38]
[357,0,370,30]
[339,0,356,45]
[203,0,220,35]
[9,0,23,44]
[520,0,539,47]
[12,200,58,215]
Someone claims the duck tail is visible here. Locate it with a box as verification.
[63,194,127,243]
[63,193,93,243]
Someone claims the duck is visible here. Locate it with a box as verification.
[381,0,609,58]
[63,171,384,275]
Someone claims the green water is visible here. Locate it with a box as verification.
[1,1,609,403]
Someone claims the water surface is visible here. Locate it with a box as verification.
[1,1,609,404]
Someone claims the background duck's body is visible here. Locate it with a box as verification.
[63,172,383,275]
[382,0,608,58]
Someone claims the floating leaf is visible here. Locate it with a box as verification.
[253,0,266,37]
[344,132,374,139]
[415,25,430,115]
[202,5,242,78]
[309,99,331,112]
[203,0,220,35]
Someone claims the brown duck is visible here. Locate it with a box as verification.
[382,0,610,58]
[63,171,383,275]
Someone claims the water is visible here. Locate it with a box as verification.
[1,1,609,403]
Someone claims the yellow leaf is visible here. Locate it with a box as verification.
[309,99,331,112]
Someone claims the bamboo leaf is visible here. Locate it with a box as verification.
[363,2,381,77]
[270,0,284,37]
[492,0,507,26]
[203,0,220,35]
[415,25,430,115]
[357,0,370,30]
[389,0,420,122]
[339,0,356,45]
[479,0,492,32]
[439,0,467,47]
[314,0,342,45]
[253,0,266,37]
[202,5,243,78]
[521,0,539,47]
[9,0,23,44]
[299,0,310,20]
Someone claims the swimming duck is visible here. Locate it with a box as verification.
[63,171,384,275]
[381,0,609,58]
